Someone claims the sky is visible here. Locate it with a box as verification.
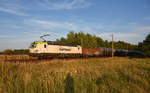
[0,0,150,51]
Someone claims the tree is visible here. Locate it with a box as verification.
[66,31,76,44]
[3,49,14,55]
[138,34,150,57]
[96,36,104,47]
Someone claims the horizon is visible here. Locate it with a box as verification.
[0,0,150,51]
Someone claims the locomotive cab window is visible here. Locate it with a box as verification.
[30,42,37,48]
[44,44,47,48]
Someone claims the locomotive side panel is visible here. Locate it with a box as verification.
[44,45,82,54]
[30,44,82,54]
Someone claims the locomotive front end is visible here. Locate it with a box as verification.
[29,41,38,53]
[29,41,48,57]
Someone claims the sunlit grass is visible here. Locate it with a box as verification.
[0,55,30,60]
[0,57,150,93]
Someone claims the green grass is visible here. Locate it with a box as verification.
[0,57,150,93]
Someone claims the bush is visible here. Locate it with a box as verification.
[3,49,15,55]
[14,49,29,55]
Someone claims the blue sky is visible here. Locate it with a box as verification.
[0,0,150,51]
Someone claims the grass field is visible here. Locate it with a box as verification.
[0,57,150,93]
[0,55,36,61]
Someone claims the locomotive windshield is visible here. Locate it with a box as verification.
[30,41,37,48]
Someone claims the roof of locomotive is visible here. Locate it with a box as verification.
[46,41,77,46]
[31,41,79,47]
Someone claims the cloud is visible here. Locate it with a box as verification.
[99,32,143,44]
[24,19,99,35]
[0,0,91,16]
[136,26,150,32]
[24,19,79,31]
[0,0,27,16]
[0,7,27,16]
[36,0,92,10]
[144,16,150,20]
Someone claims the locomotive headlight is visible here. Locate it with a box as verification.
[29,48,38,53]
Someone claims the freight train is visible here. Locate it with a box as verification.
[29,41,141,59]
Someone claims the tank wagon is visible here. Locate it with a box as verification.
[29,41,141,58]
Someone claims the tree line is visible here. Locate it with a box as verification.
[1,49,29,55]
[56,31,138,50]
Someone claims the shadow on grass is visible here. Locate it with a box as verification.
[96,77,104,93]
[65,73,75,93]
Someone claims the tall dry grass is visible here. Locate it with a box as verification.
[0,57,150,93]
[0,55,37,62]
[0,55,30,60]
